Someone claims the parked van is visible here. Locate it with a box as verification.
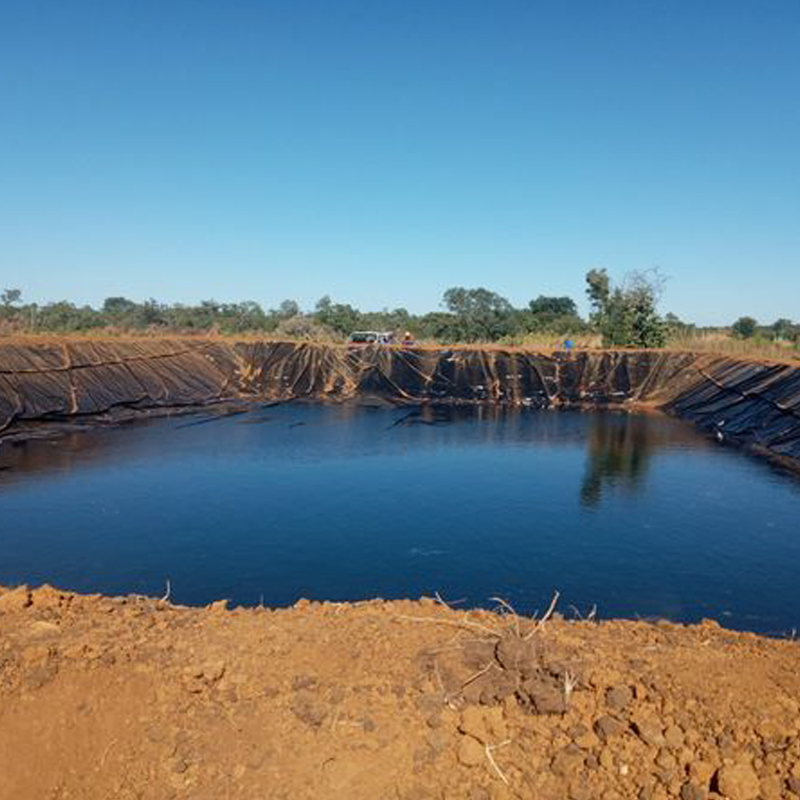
[348,331,395,345]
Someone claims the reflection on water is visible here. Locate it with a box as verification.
[579,413,694,507]
[1,403,799,635]
[1,405,706,512]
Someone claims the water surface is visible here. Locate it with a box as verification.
[2,404,799,635]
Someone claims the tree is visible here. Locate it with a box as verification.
[528,295,577,318]
[416,311,461,343]
[523,295,582,334]
[1,288,21,307]
[277,299,300,319]
[313,296,360,335]
[135,299,165,327]
[585,269,667,348]
[663,312,694,339]
[585,269,610,320]
[441,287,515,341]
[770,318,796,341]
[102,296,137,316]
[731,316,757,339]
[36,301,103,331]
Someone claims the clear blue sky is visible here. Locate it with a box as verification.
[1,1,798,325]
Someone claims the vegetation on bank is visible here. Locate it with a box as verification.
[1,275,798,356]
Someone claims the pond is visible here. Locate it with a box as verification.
[1,403,799,635]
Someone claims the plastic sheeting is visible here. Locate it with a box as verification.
[1,341,798,465]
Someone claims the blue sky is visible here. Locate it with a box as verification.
[1,1,798,324]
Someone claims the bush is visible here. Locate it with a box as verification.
[274,316,341,342]
[731,316,757,339]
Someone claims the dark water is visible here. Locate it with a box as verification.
[2,404,799,635]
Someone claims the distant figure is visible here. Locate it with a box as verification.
[563,339,574,351]
[402,331,415,347]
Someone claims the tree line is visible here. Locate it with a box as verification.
[1,272,797,348]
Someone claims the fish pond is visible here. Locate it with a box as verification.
[1,404,799,635]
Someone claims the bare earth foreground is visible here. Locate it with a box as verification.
[1,586,800,800]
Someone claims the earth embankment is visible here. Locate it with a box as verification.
[1,584,799,799]
[1,339,799,465]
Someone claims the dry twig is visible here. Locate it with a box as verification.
[434,591,454,610]
[489,596,521,638]
[485,740,511,785]
[524,590,560,639]
[563,670,578,706]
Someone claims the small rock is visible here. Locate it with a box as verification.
[290,692,327,728]
[756,720,788,745]
[569,779,591,800]
[574,727,600,750]
[689,761,716,786]
[758,775,782,800]
[425,728,450,757]
[632,716,666,748]
[656,750,677,771]
[457,735,485,767]
[716,732,736,760]
[715,763,760,800]
[551,744,585,777]
[203,660,226,682]
[606,685,634,711]
[518,678,566,715]
[787,776,800,796]
[425,710,442,729]
[664,725,685,749]
[184,665,205,679]
[595,715,626,741]
[567,722,588,739]
[495,635,537,673]
[207,599,229,613]
[478,670,518,705]
[599,747,615,771]
[680,783,707,800]
[292,674,317,691]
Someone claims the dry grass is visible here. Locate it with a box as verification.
[2,329,799,365]
[667,332,800,363]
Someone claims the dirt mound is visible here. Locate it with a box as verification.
[1,585,799,799]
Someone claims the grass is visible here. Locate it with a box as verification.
[666,332,800,363]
